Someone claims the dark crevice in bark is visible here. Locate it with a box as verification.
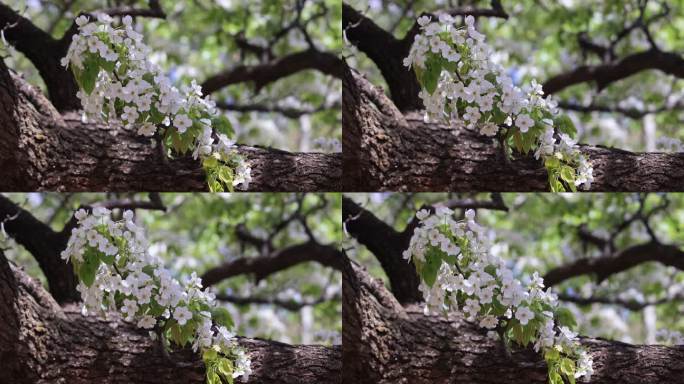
[343,65,684,191]
[0,61,340,192]
[342,255,684,384]
[0,252,341,384]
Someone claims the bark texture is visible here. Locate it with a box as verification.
[0,62,340,192]
[0,253,341,384]
[343,66,684,191]
[342,257,684,384]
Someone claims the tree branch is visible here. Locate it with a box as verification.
[556,100,683,119]
[0,252,341,384]
[201,50,343,95]
[444,193,509,211]
[342,196,421,303]
[543,49,684,95]
[0,66,341,192]
[342,2,422,111]
[544,242,684,287]
[215,292,341,311]
[201,242,343,287]
[215,101,340,119]
[0,3,80,111]
[558,293,684,311]
[343,253,684,384]
[343,64,684,191]
[0,194,78,303]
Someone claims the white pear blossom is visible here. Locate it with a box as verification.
[61,14,251,191]
[61,208,250,381]
[515,306,534,325]
[403,208,592,381]
[404,15,593,191]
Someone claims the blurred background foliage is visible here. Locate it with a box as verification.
[345,0,684,151]
[2,0,341,152]
[345,192,684,344]
[1,192,342,345]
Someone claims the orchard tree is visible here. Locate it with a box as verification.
[0,192,342,383]
[342,193,684,383]
[343,0,684,191]
[0,0,342,191]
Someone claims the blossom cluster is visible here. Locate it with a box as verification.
[403,207,593,382]
[62,14,251,191]
[404,15,593,191]
[61,207,251,383]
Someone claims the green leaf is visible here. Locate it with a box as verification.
[211,307,235,329]
[206,370,220,384]
[79,248,101,287]
[549,370,563,384]
[421,249,442,287]
[560,166,575,185]
[511,323,525,344]
[554,115,577,137]
[544,347,560,363]
[217,357,234,383]
[560,358,575,377]
[554,307,577,328]
[203,348,218,364]
[79,56,100,95]
[544,156,560,169]
[212,115,234,137]
[421,55,443,94]
[169,322,183,345]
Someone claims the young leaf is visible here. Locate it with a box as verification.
[554,307,577,328]
[79,248,101,287]
[422,55,443,94]
[211,307,235,329]
[79,56,100,95]
[554,115,577,137]
[422,250,442,287]
[212,115,234,137]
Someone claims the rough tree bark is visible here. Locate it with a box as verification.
[343,66,684,191]
[0,61,340,192]
[0,252,341,384]
[342,256,684,384]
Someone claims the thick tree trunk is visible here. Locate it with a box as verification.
[342,257,684,384]
[342,66,684,192]
[0,253,341,384]
[0,61,340,192]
